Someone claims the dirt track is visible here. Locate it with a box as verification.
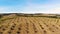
[0,17,60,34]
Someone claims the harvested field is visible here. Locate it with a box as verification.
[0,14,60,34]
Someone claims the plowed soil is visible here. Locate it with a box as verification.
[0,16,60,34]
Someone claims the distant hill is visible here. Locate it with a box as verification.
[0,13,60,18]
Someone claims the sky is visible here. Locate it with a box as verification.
[0,0,60,14]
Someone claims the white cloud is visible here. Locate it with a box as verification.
[19,3,60,14]
[0,3,60,14]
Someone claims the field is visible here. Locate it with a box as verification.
[0,14,60,34]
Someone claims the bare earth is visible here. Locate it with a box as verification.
[0,16,60,34]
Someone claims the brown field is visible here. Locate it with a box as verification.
[0,13,60,34]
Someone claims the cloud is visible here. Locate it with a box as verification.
[0,0,60,14]
[0,4,60,14]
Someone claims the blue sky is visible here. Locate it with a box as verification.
[0,0,60,14]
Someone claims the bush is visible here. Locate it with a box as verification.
[0,15,2,18]
[0,15,3,19]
